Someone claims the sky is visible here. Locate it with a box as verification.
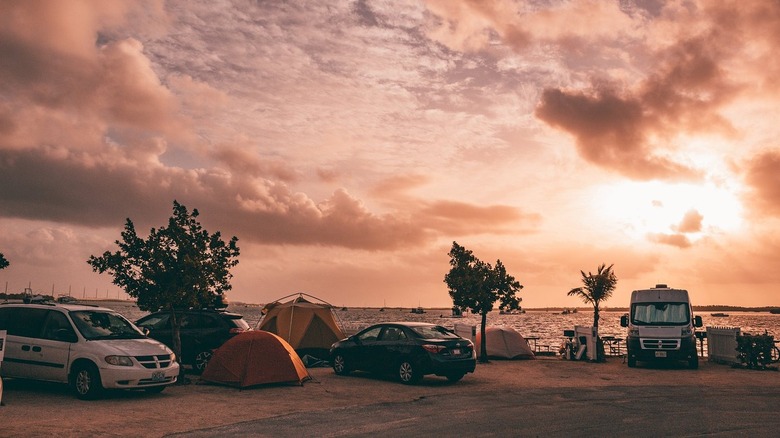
[2,0,780,309]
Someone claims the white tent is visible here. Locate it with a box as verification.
[476,326,535,359]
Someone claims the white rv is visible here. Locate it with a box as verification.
[620,284,702,369]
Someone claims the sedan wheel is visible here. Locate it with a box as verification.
[332,354,350,375]
[398,359,421,384]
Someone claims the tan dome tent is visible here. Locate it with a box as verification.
[257,293,345,358]
[476,326,535,359]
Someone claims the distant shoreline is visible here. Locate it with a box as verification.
[4,297,778,313]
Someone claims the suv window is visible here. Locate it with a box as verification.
[138,313,170,330]
[199,313,223,329]
[179,313,200,329]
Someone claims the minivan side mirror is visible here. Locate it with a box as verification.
[694,315,703,328]
[620,314,629,327]
[55,328,78,343]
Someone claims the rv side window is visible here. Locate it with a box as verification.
[632,302,690,325]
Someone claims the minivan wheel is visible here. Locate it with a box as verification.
[626,350,636,368]
[398,359,421,384]
[332,353,350,375]
[689,355,699,370]
[72,363,103,400]
[193,350,213,374]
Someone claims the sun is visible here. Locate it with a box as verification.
[591,179,744,241]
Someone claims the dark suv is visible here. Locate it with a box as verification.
[135,309,250,373]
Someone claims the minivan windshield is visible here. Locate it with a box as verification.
[70,310,145,340]
[631,302,690,325]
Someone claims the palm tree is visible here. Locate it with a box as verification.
[567,263,617,329]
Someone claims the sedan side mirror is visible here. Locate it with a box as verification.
[141,327,151,336]
[620,314,629,327]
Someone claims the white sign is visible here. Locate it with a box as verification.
[0,329,5,362]
[0,329,5,406]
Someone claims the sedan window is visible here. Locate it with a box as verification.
[412,325,460,339]
[380,327,406,342]
[357,326,382,342]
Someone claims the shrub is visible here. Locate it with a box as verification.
[735,331,777,370]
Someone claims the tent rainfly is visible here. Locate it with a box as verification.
[476,326,536,360]
[201,330,311,388]
[257,293,345,357]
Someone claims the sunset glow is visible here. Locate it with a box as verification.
[2,1,780,308]
[594,180,744,239]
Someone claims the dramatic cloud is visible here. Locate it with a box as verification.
[674,209,703,234]
[743,150,780,217]
[3,0,780,307]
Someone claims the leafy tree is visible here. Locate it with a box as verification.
[567,263,617,329]
[444,242,523,363]
[88,201,240,366]
[0,252,8,270]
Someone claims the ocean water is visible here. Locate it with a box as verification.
[92,300,780,355]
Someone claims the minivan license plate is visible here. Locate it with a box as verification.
[451,349,461,355]
[655,351,667,358]
[152,371,165,381]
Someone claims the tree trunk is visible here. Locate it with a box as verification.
[169,309,185,383]
[593,304,602,362]
[479,312,489,363]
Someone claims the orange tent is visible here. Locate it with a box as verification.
[201,330,310,388]
[476,326,535,360]
[258,293,345,357]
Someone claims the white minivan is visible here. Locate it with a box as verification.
[0,302,179,399]
[620,284,703,369]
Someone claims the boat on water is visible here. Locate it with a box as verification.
[410,307,426,314]
[710,312,729,317]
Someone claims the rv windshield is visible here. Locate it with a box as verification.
[631,302,690,326]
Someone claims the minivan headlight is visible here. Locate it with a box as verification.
[681,326,693,336]
[628,328,639,337]
[105,355,134,366]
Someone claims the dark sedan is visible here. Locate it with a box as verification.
[329,322,476,384]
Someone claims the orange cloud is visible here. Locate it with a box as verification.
[674,209,703,233]
[648,233,691,248]
[744,150,780,217]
